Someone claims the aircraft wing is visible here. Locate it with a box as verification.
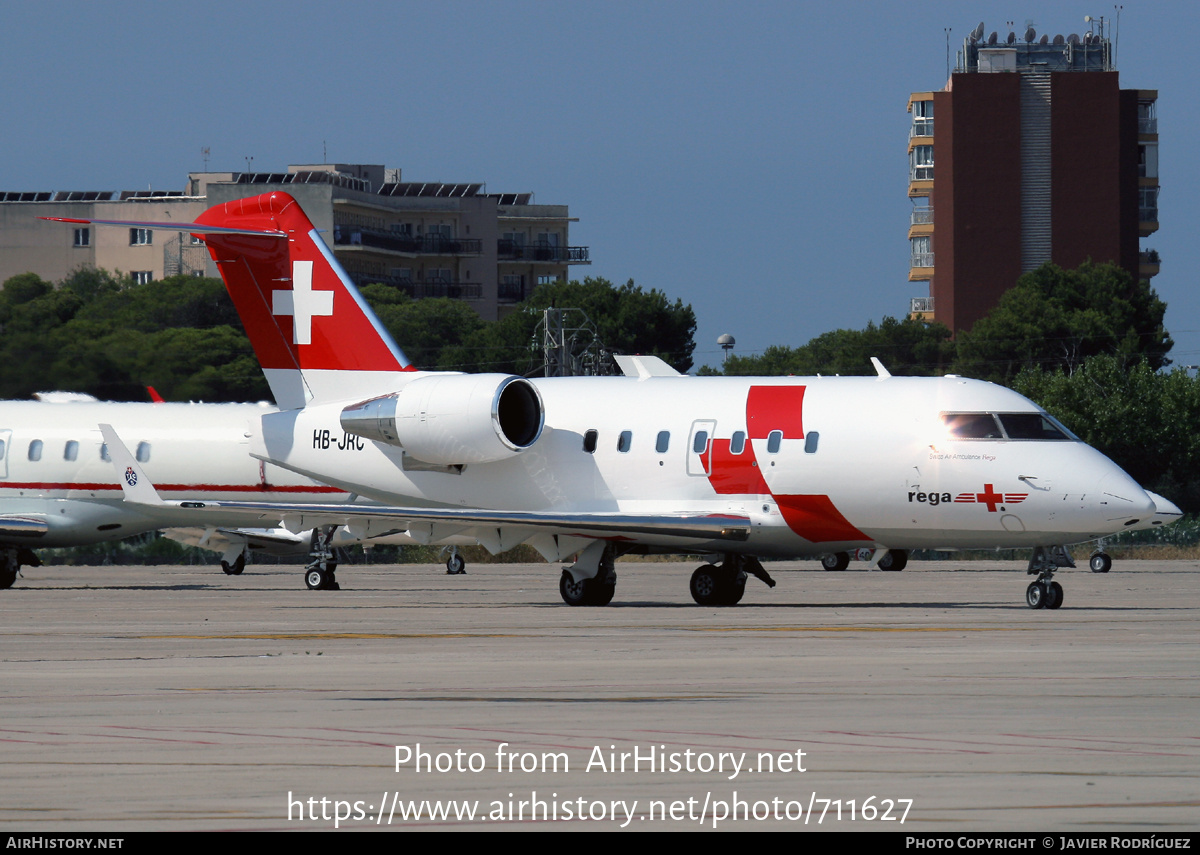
[99,424,750,555]
[162,526,309,551]
[152,500,750,542]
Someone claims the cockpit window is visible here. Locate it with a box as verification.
[997,413,1074,440]
[942,413,1003,439]
[942,412,1075,441]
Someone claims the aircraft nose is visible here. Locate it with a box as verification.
[1127,490,1184,532]
[1096,467,1157,527]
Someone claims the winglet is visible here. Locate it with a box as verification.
[870,357,892,378]
[98,424,165,506]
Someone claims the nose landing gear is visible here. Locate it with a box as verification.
[304,526,341,590]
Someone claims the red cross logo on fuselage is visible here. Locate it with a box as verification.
[976,483,1004,512]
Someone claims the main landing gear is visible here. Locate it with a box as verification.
[556,543,777,607]
[444,547,466,575]
[689,556,776,607]
[304,526,341,591]
[220,549,247,576]
[820,549,907,571]
[1025,545,1074,609]
[0,547,39,590]
[559,542,616,606]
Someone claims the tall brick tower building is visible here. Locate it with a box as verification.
[907,20,1159,333]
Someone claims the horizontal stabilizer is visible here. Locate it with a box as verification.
[39,216,285,238]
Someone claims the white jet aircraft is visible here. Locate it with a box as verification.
[52,192,1180,609]
[0,396,412,588]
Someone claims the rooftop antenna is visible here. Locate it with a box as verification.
[244,156,254,173]
[201,147,210,171]
[945,27,951,81]
[1113,5,1122,68]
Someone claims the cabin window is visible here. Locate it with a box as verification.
[28,440,42,461]
[582,430,598,454]
[692,430,709,454]
[766,430,783,454]
[730,431,746,455]
[805,431,820,454]
[617,431,632,453]
[136,441,151,463]
[64,440,79,461]
[100,443,111,462]
[655,431,670,453]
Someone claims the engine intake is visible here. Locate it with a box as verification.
[340,374,544,465]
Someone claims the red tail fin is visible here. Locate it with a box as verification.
[194,192,415,408]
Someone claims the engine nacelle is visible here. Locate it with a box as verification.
[339,374,544,466]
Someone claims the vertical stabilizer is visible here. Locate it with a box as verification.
[193,192,416,408]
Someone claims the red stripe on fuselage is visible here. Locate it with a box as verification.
[703,383,869,544]
[746,385,805,440]
[775,494,871,543]
[707,438,770,495]
[0,482,346,493]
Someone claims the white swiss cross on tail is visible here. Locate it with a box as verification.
[273,260,334,346]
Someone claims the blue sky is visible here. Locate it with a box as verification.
[2,0,1195,371]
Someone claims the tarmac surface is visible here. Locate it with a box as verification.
[1,557,1198,832]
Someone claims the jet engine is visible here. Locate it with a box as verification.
[339,374,544,466]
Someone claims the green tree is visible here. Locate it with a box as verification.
[0,270,265,402]
[954,261,1171,384]
[448,277,697,375]
[714,316,953,377]
[359,285,488,371]
[1014,355,1200,512]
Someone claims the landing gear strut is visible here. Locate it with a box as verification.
[304,526,341,590]
[1026,546,1072,609]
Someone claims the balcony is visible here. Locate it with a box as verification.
[910,252,934,268]
[909,296,935,320]
[498,281,526,302]
[1138,117,1158,134]
[334,226,482,256]
[1140,249,1161,278]
[910,118,934,138]
[910,209,934,226]
[345,270,482,300]
[497,240,590,263]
